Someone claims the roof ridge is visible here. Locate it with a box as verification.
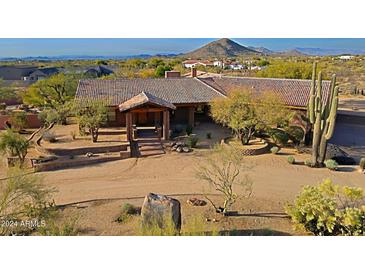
[194,77,227,98]
[219,75,332,83]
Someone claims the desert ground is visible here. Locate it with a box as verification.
[1,122,364,235]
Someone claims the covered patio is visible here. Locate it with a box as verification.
[118,91,176,141]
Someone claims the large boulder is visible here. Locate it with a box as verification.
[141,193,181,232]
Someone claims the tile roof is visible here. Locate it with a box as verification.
[76,78,224,105]
[75,76,332,109]
[200,76,332,108]
[119,91,176,112]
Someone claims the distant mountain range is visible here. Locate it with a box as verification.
[0,53,179,61]
[1,38,364,61]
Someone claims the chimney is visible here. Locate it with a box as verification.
[165,71,181,78]
[191,67,197,78]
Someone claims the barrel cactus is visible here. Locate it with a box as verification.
[307,62,339,167]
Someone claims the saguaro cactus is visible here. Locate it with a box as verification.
[308,62,339,166]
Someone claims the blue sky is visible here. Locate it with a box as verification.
[0,38,364,57]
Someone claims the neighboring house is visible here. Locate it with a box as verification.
[26,67,60,81]
[0,65,60,85]
[0,65,37,81]
[84,66,114,78]
[225,62,245,70]
[75,74,331,141]
[213,60,224,67]
[182,60,213,68]
[338,55,355,60]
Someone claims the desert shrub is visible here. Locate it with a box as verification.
[0,129,29,166]
[115,203,140,223]
[0,103,6,110]
[185,125,193,135]
[139,215,219,236]
[305,159,315,167]
[287,156,295,164]
[0,168,56,235]
[269,128,289,146]
[186,135,199,148]
[270,146,280,154]
[9,111,27,131]
[206,132,212,139]
[324,159,338,171]
[39,217,79,236]
[286,179,365,236]
[42,130,57,143]
[286,126,305,145]
[360,158,365,171]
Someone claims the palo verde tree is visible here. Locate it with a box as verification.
[196,144,253,214]
[22,73,81,109]
[210,90,291,145]
[307,62,339,167]
[73,99,108,142]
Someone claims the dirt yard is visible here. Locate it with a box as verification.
[1,122,364,235]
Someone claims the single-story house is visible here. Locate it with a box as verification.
[0,65,59,85]
[75,74,331,141]
[182,60,214,68]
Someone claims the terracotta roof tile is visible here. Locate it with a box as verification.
[76,78,224,105]
[200,76,332,108]
[119,91,176,111]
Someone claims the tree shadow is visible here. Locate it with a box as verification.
[337,166,357,172]
[219,228,291,236]
[225,211,289,219]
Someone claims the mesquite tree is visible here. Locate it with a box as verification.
[73,99,108,143]
[307,62,339,166]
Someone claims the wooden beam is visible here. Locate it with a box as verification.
[125,112,133,141]
[163,110,170,140]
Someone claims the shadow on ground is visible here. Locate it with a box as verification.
[219,228,291,236]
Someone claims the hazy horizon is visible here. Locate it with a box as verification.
[0,38,365,58]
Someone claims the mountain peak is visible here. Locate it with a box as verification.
[184,38,259,58]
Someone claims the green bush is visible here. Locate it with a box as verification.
[360,158,365,171]
[269,128,289,146]
[186,125,193,135]
[10,111,27,131]
[115,203,140,223]
[324,159,338,171]
[287,156,295,164]
[186,135,199,148]
[286,179,365,235]
[286,126,305,145]
[0,129,29,166]
[206,132,212,139]
[270,146,280,154]
[304,160,315,167]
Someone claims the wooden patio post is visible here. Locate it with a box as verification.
[163,110,170,140]
[126,112,133,141]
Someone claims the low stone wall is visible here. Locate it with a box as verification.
[33,155,123,172]
[32,145,131,172]
[44,143,129,156]
[0,114,42,130]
